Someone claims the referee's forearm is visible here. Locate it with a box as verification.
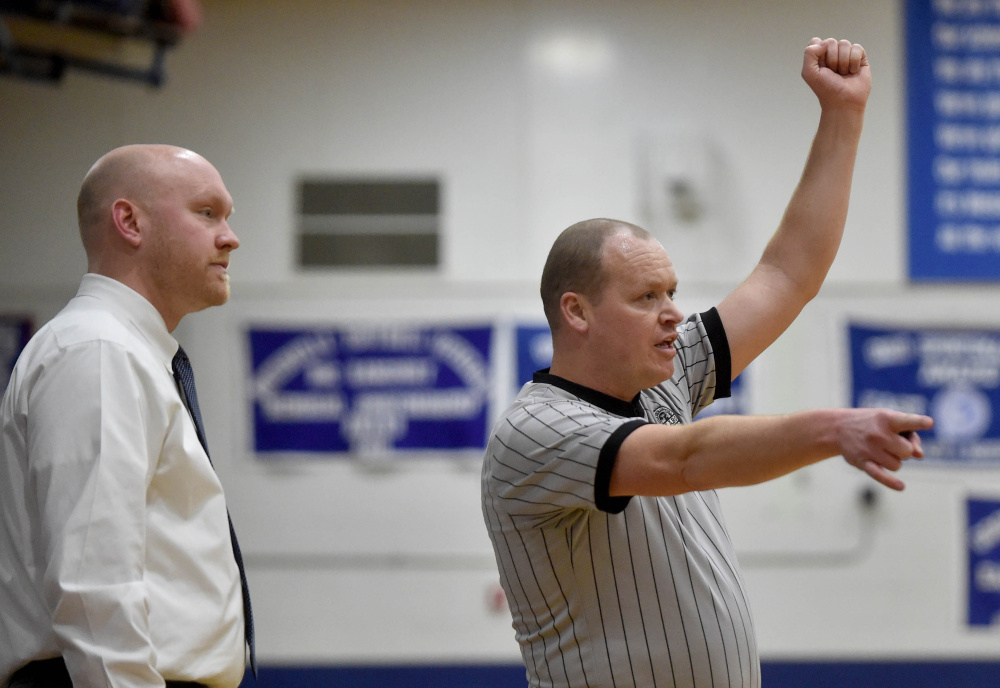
[681,410,845,489]
[612,410,846,497]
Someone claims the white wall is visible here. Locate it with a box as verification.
[3,0,1000,666]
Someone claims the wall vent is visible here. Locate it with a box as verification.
[296,178,440,268]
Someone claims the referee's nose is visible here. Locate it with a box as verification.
[661,297,684,326]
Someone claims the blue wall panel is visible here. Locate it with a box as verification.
[763,660,1000,687]
[239,664,525,688]
[239,661,1000,687]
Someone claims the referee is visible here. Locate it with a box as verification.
[481,39,933,688]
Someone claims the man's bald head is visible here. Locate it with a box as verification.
[540,218,653,334]
[77,144,199,261]
[73,143,238,331]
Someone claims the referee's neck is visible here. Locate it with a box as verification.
[549,360,638,403]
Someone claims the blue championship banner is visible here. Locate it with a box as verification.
[0,315,32,392]
[514,324,553,394]
[968,496,1000,626]
[514,322,745,416]
[850,323,1000,465]
[248,324,493,456]
[694,371,746,419]
[907,0,1000,280]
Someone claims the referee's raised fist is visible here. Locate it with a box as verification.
[802,36,871,111]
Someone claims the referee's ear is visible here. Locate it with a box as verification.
[560,292,591,335]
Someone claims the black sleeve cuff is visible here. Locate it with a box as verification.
[701,307,731,400]
[595,419,648,514]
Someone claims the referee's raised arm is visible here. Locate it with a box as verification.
[717,37,872,381]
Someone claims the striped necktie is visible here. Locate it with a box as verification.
[172,346,257,677]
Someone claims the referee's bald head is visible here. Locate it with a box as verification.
[540,218,652,334]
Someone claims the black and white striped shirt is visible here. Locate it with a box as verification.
[482,309,759,688]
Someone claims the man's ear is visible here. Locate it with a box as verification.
[560,292,590,334]
[111,199,143,248]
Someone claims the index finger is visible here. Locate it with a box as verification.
[891,413,934,433]
[849,43,867,73]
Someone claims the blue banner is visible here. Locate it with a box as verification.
[0,315,32,392]
[968,496,1000,626]
[694,371,746,419]
[907,0,1000,280]
[850,323,1000,465]
[248,324,493,456]
[514,324,553,393]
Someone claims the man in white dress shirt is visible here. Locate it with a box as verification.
[0,145,250,687]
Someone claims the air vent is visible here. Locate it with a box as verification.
[297,178,440,268]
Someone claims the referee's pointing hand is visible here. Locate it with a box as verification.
[838,410,935,491]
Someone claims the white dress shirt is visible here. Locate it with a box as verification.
[0,274,245,688]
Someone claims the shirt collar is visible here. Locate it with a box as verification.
[532,368,645,418]
[76,274,178,368]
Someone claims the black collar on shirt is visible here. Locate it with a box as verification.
[532,369,645,418]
